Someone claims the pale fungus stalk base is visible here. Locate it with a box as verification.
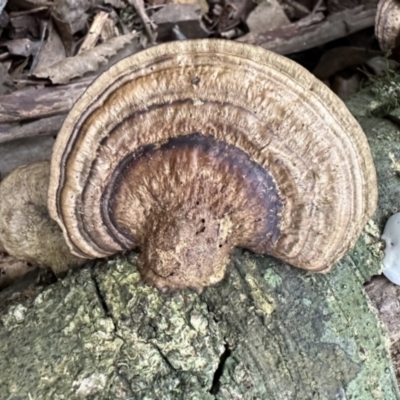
[0,161,85,285]
[107,133,282,292]
[47,40,377,291]
[139,208,230,292]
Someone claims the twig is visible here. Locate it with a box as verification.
[0,79,90,124]
[127,0,157,45]
[29,20,47,74]
[0,115,66,144]
[78,11,109,54]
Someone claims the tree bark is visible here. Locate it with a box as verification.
[0,87,400,399]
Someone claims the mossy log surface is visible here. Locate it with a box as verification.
[1,87,400,399]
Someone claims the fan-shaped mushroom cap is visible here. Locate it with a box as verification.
[48,40,377,292]
[0,161,84,278]
[375,0,400,53]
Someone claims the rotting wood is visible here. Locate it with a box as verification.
[0,84,400,399]
[0,114,65,144]
[0,79,90,124]
[238,6,377,54]
[365,277,400,383]
[346,84,400,388]
[0,4,381,145]
[78,11,110,54]
[0,40,142,145]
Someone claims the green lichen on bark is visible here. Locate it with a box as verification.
[0,269,124,399]
[1,87,400,399]
[0,247,398,399]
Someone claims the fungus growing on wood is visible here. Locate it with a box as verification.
[0,161,84,284]
[48,40,377,292]
[375,0,400,53]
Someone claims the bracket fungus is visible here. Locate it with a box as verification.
[375,0,400,53]
[48,40,377,292]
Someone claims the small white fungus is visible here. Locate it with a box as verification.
[382,212,400,285]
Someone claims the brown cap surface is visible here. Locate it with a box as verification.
[375,0,400,53]
[48,39,377,291]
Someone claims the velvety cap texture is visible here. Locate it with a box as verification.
[48,40,377,291]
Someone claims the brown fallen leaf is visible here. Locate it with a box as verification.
[0,63,14,96]
[9,13,40,39]
[281,0,312,20]
[51,0,93,55]
[33,32,139,84]
[5,38,40,57]
[10,56,29,79]
[51,0,92,34]
[216,0,256,33]
[31,20,66,73]
[246,0,290,34]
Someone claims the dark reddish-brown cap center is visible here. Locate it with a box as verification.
[100,133,282,291]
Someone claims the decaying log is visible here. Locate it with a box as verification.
[0,87,400,398]
[0,78,126,176]
[239,6,377,54]
[0,7,380,149]
[0,114,65,143]
[0,41,144,147]
[365,277,400,383]
[0,80,90,125]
